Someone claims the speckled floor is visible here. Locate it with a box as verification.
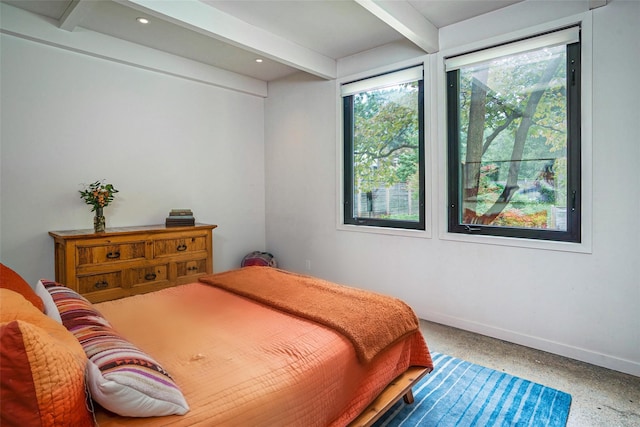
[419,320,640,427]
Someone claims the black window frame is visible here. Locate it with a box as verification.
[343,71,425,231]
[447,35,581,243]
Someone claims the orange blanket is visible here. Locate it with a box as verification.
[199,267,420,364]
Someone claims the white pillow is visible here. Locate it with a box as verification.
[34,279,62,323]
[86,361,189,417]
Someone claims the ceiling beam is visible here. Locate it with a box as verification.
[589,0,607,10]
[355,0,439,53]
[59,0,95,31]
[115,0,337,80]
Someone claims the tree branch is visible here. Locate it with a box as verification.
[482,113,519,155]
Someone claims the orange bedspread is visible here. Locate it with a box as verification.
[94,280,432,426]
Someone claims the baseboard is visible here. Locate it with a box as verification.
[422,312,640,377]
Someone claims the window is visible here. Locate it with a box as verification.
[446,27,581,242]
[342,66,425,230]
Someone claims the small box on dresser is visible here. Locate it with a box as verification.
[49,223,217,303]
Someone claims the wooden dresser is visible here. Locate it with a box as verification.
[49,224,217,303]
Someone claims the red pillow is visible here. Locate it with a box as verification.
[0,264,44,312]
[0,289,93,427]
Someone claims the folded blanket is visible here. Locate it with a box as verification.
[199,267,421,364]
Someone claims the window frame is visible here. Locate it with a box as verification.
[445,29,582,243]
[341,67,426,231]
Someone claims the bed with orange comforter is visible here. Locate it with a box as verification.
[90,267,433,426]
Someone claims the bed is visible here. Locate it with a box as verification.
[0,264,433,427]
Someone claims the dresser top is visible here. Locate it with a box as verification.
[49,223,217,240]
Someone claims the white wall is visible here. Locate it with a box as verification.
[0,33,266,284]
[265,0,640,376]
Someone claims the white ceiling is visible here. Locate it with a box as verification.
[2,0,522,82]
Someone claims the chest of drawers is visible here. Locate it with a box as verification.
[49,224,216,303]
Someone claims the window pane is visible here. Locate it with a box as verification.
[457,44,568,231]
[351,82,420,222]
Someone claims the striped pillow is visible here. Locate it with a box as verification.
[43,280,189,417]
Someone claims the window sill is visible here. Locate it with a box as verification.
[337,223,431,239]
[439,230,592,254]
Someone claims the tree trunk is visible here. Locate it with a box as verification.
[464,68,489,203]
[468,56,563,224]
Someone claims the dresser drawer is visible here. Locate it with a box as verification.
[176,259,207,279]
[154,236,207,257]
[128,264,169,286]
[76,241,146,266]
[78,271,124,294]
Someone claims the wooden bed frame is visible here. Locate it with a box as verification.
[349,366,430,426]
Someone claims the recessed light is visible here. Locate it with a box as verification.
[255,58,263,63]
[136,17,149,24]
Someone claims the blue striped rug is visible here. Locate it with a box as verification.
[374,352,571,426]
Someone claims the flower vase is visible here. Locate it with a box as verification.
[94,207,106,233]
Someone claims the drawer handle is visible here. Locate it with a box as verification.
[176,244,187,252]
[106,251,121,259]
[145,273,157,281]
[187,266,198,272]
[94,280,109,289]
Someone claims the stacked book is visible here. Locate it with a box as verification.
[165,209,195,227]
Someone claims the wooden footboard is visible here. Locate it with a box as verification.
[348,366,430,427]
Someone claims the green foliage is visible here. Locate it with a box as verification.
[353,83,419,193]
[379,213,420,221]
